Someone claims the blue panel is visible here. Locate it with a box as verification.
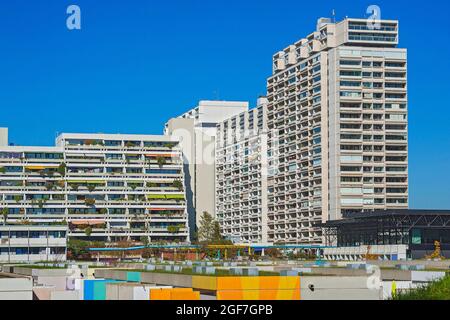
[83,280,95,300]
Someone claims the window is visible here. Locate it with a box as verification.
[340,91,361,98]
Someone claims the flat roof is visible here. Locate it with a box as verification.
[322,209,450,227]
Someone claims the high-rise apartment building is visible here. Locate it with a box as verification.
[0,131,189,243]
[266,18,408,244]
[165,101,248,237]
[215,97,269,245]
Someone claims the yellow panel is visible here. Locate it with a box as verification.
[259,276,300,290]
[240,277,260,290]
[192,276,217,291]
[241,290,260,300]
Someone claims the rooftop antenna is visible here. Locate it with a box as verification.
[332,9,336,23]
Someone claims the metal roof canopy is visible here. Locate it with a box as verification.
[320,209,450,247]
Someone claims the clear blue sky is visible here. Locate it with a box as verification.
[0,0,449,209]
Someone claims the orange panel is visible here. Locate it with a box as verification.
[218,290,300,301]
[260,277,280,290]
[171,291,200,300]
[217,290,244,300]
[217,277,243,291]
[170,288,193,293]
[150,289,171,300]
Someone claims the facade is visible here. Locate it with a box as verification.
[0,225,67,263]
[0,131,189,243]
[215,97,270,244]
[266,17,408,244]
[164,101,248,237]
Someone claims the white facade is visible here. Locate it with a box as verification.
[0,132,189,243]
[0,225,67,263]
[215,98,270,245]
[266,17,408,244]
[165,101,248,236]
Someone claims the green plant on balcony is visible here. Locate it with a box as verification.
[57,180,65,189]
[20,219,31,225]
[14,195,22,203]
[167,225,180,234]
[99,208,107,215]
[156,156,166,167]
[1,208,8,226]
[163,142,176,149]
[129,183,138,191]
[0,167,5,174]
[172,179,183,191]
[87,184,96,192]
[125,141,137,148]
[38,200,45,209]
[146,182,157,188]
[84,226,92,237]
[45,182,55,191]
[70,184,79,191]
[85,198,96,206]
[57,163,67,176]
[84,139,103,146]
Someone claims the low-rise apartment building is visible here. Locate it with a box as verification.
[0,225,67,263]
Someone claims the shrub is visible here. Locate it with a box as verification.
[57,163,66,176]
[172,179,183,191]
[156,156,166,167]
[394,276,450,300]
[85,198,96,206]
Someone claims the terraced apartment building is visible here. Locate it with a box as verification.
[266,17,408,244]
[0,131,189,243]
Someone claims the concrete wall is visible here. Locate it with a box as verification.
[50,290,80,300]
[300,276,382,300]
[0,276,33,300]
[96,269,193,289]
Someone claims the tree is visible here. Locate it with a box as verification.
[1,208,8,226]
[140,236,149,246]
[197,211,227,244]
[85,198,96,206]
[156,156,166,167]
[84,226,92,237]
[172,179,183,191]
[57,162,67,176]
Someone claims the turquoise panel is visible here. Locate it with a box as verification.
[126,271,141,282]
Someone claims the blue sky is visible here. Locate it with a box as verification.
[0,0,449,209]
